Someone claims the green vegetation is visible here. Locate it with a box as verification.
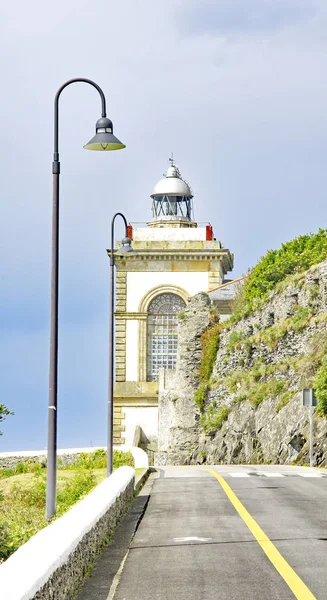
[199,324,220,383]
[194,383,210,411]
[229,229,327,324]
[221,358,290,394]
[291,306,312,333]
[0,404,13,436]
[195,229,327,430]
[58,449,134,471]
[208,358,292,416]
[209,305,220,324]
[0,450,134,563]
[194,323,220,412]
[200,405,229,433]
[276,391,294,413]
[293,331,327,416]
[228,331,244,349]
[314,362,327,417]
[227,306,318,354]
[245,378,287,407]
[210,330,327,418]
[0,449,134,480]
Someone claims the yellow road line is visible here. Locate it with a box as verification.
[205,468,317,600]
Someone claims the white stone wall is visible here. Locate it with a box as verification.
[126,271,209,312]
[125,320,138,381]
[123,406,158,445]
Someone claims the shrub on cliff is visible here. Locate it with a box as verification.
[314,362,327,417]
[200,405,229,433]
[194,323,220,412]
[199,323,220,383]
[231,228,327,322]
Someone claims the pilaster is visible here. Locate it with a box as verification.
[113,405,125,444]
[115,272,127,381]
[208,270,220,290]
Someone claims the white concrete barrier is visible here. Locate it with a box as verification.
[0,466,135,600]
[115,445,149,468]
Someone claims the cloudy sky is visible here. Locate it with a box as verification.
[1,0,327,450]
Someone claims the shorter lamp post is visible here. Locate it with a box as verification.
[107,213,134,476]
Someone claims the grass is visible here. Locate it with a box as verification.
[194,383,210,411]
[193,323,220,411]
[199,327,327,433]
[276,391,294,413]
[200,405,229,434]
[0,450,135,563]
[199,324,220,384]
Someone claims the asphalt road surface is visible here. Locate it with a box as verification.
[78,465,327,600]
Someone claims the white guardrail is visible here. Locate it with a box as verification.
[0,466,135,600]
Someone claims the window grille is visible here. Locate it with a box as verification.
[147,293,185,381]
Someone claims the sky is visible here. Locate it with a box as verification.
[1,0,327,450]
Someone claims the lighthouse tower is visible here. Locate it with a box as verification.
[110,159,233,451]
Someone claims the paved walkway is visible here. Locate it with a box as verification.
[77,465,327,600]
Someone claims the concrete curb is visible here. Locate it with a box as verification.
[75,470,156,600]
[134,467,154,495]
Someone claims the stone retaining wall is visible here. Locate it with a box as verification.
[0,445,148,470]
[0,467,135,600]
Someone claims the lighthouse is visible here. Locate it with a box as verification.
[110,159,234,452]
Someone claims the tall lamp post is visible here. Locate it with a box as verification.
[107,214,134,476]
[46,78,125,521]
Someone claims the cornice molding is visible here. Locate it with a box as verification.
[111,248,234,271]
[114,312,147,320]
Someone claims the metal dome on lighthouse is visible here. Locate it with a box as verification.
[149,157,196,228]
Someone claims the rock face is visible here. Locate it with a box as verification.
[155,261,327,466]
[155,293,211,466]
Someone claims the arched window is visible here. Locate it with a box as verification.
[147,293,186,381]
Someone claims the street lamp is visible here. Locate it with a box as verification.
[107,213,134,476]
[46,78,125,521]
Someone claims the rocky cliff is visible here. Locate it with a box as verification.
[155,260,327,466]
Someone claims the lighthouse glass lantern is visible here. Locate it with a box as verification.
[150,160,194,225]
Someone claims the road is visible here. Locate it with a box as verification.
[77,465,327,600]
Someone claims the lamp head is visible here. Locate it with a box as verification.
[117,236,134,254]
[84,117,126,151]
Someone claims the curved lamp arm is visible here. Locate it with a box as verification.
[110,212,128,264]
[53,78,107,172]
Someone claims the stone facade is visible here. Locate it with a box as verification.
[111,208,233,449]
[155,261,327,466]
